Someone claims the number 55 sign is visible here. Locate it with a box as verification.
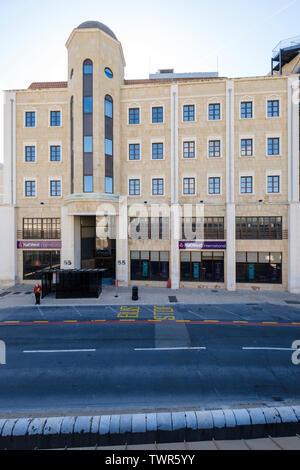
[0,341,6,365]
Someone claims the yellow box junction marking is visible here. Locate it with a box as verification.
[153,306,176,322]
[118,306,140,320]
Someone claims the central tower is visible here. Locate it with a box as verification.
[66,20,126,196]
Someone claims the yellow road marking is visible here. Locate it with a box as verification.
[262,322,278,325]
[4,321,19,323]
[33,321,49,323]
[92,320,106,322]
[203,320,219,323]
[233,321,249,324]
[63,320,78,323]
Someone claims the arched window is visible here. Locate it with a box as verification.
[105,94,113,118]
[83,60,93,193]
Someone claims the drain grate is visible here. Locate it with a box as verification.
[13,292,22,295]
[285,300,300,305]
[168,296,178,303]
[211,290,219,293]
[25,292,32,295]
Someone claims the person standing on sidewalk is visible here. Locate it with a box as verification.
[34,284,42,305]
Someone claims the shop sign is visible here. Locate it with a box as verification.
[179,241,226,250]
[17,241,62,249]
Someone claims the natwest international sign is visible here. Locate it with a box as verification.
[17,241,62,249]
[179,241,227,250]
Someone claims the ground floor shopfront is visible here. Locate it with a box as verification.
[2,197,298,292]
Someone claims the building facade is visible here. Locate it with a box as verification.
[2,21,300,292]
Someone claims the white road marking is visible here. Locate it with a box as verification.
[243,347,297,351]
[23,349,96,353]
[134,347,206,351]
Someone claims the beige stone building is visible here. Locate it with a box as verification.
[1,21,300,292]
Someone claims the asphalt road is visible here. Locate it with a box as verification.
[0,302,300,417]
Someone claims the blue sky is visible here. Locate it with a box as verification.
[1,0,300,159]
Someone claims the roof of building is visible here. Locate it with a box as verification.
[77,21,118,40]
[28,82,68,90]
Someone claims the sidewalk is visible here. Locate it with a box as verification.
[0,283,300,308]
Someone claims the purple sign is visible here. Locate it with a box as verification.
[179,241,226,250]
[17,241,62,250]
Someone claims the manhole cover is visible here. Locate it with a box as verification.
[169,296,178,303]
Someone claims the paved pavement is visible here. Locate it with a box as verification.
[1,283,300,308]
[72,436,300,450]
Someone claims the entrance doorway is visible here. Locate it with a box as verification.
[80,216,116,282]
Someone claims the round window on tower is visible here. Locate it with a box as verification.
[104,67,113,79]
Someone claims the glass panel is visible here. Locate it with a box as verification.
[236,252,246,263]
[151,251,159,261]
[270,252,282,263]
[259,252,270,263]
[131,251,139,260]
[160,251,169,262]
[191,252,201,262]
[83,175,93,193]
[247,252,258,263]
[181,251,190,262]
[84,136,93,153]
[141,251,149,260]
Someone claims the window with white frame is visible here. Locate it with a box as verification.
[183,178,195,195]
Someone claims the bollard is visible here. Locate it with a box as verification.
[132,286,138,301]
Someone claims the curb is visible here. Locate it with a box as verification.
[0,406,300,449]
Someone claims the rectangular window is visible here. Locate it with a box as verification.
[267,100,279,117]
[23,218,61,240]
[25,181,36,197]
[183,141,195,159]
[130,251,169,281]
[236,217,282,240]
[183,105,195,122]
[152,107,163,123]
[268,175,280,193]
[105,100,113,118]
[105,176,113,194]
[129,108,140,124]
[180,251,224,283]
[268,138,280,156]
[152,178,164,196]
[83,97,93,114]
[241,101,253,119]
[23,251,61,280]
[50,180,61,197]
[209,140,221,157]
[152,143,164,160]
[129,144,140,160]
[208,177,221,195]
[84,136,93,153]
[84,175,93,193]
[25,112,35,127]
[182,217,224,240]
[50,145,61,162]
[183,178,195,195]
[208,103,221,120]
[50,111,61,127]
[129,217,169,240]
[241,139,253,156]
[105,138,113,156]
[25,146,36,162]
[236,252,282,284]
[129,179,140,196]
[241,176,253,194]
